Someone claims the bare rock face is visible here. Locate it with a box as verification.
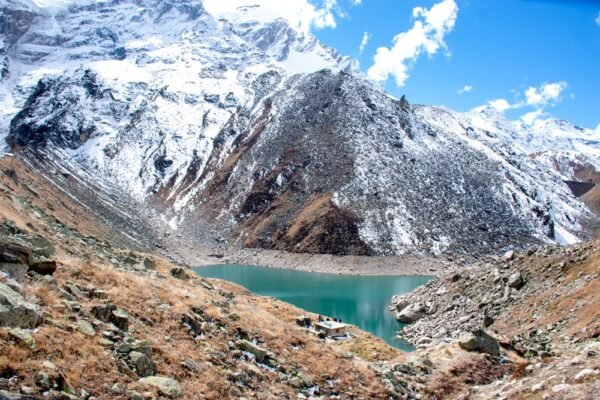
[0,282,44,328]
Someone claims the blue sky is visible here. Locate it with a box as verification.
[312,0,600,129]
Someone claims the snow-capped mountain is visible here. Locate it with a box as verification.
[1,0,598,257]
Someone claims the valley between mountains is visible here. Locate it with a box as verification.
[0,0,599,399]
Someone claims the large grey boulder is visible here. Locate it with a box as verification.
[235,340,274,363]
[129,351,154,377]
[507,272,524,289]
[0,282,44,328]
[139,376,182,398]
[458,329,500,356]
[395,302,427,324]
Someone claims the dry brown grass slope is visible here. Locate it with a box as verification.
[0,154,398,399]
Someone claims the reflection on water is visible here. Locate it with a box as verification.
[194,264,432,350]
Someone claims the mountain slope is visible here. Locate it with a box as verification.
[1,0,598,257]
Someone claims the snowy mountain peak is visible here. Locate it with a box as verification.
[1,0,598,257]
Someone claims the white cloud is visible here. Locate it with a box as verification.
[524,81,567,107]
[367,0,458,87]
[596,11,600,26]
[487,99,513,112]
[521,109,545,126]
[457,85,473,94]
[352,0,363,5]
[474,81,570,126]
[203,0,339,33]
[359,32,371,54]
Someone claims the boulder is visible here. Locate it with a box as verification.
[482,315,494,328]
[130,340,153,357]
[129,351,154,377]
[28,260,57,276]
[34,372,52,391]
[28,236,55,259]
[296,315,311,327]
[575,368,599,381]
[235,340,273,363]
[181,357,201,373]
[531,383,545,393]
[507,272,524,289]
[502,250,515,261]
[395,303,427,324]
[0,283,44,328]
[458,330,500,356]
[392,299,410,312]
[77,320,96,336]
[64,283,86,299]
[9,327,36,349]
[139,376,182,398]
[92,304,129,331]
[170,268,189,280]
[288,376,304,388]
[0,237,32,264]
[0,390,30,399]
[181,312,204,336]
[143,258,156,270]
[126,390,144,400]
[0,263,28,282]
[111,308,130,331]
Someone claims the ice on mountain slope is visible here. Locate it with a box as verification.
[465,107,599,179]
[0,0,597,256]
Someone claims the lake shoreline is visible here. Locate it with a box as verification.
[184,247,456,277]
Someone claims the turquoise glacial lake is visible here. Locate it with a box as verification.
[194,264,432,350]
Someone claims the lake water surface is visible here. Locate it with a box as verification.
[194,264,432,350]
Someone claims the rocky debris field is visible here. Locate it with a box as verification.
[390,241,600,399]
